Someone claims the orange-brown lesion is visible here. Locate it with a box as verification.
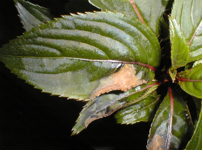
[147,134,165,150]
[90,64,147,99]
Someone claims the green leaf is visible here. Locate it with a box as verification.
[14,0,53,31]
[0,12,161,101]
[171,0,202,62]
[147,88,193,150]
[71,82,160,135]
[177,64,202,99]
[193,59,202,67]
[185,109,202,150]
[115,91,160,125]
[192,97,202,123]
[169,17,190,70]
[89,0,168,35]
[169,68,177,82]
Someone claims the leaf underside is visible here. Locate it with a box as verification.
[0,12,160,101]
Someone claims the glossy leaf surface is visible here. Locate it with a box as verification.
[14,0,53,31]
[178,64,202,99]
[0,12,160,101]
[72,82,160,135]
[115,92,160,124]
[89,0,168,35]
[147,89,193,150]
[171,0,202,62]
[169,18,189,70]
[185,109,202,150]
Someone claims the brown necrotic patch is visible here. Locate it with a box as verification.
[147,134,165,150]
[90,64,147,99]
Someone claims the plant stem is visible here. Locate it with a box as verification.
[166,87,174,150]
[178,78,202,82]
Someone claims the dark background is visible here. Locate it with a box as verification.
[0,0,151,150]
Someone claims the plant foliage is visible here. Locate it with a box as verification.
[0,0,202,150]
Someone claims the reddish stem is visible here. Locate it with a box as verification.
[130,0,146,24]
[166,87,174,150]
[178,78,202,82]
[133,62,156,71]
[122,61,156,71]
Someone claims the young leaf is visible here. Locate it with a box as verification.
[71,82,160,135]
[89,0,168,35]
[177,64,202,99]
[185,109,202,150]
[14,0,53,31]
[169,18,190,70]
[171,0,202,62]
[115,92,160,125]
[147,88,193,150]
[0,12,161,101]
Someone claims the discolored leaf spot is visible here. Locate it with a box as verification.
[147,89,194,150]
[147,134,165,150]
[72,82,160,135]
[90,64,147,99]
[0,12,160,101]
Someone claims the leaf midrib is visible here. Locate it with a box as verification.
[188,21,202,46]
